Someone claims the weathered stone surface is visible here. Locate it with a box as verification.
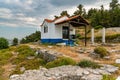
[10,65,118,80]
[20,67,25,72]
[37,49,62,62]
[116,59,120,64]
[116,76,120,80]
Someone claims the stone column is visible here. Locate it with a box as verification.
[91,28,94,45]
[102,27,106,44]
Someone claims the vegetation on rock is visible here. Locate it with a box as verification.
[11,59,45,75]
[45,57,76,68]
[94,47,109,58]
[77,59,101,69]
[11,45,35,64]
[0,49,13,65]
[102,75,116,80]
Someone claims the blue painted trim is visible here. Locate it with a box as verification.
[41,39,63,43]
[63,40,74,46]
[41,39,74,46]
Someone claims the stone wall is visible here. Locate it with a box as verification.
[106,27,120,33]
[10,65,118,80]
[36,49,62,62]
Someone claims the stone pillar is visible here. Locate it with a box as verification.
[91,28,94,45]
[102,27,105,44]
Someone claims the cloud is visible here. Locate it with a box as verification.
[0,8,12,19]
[0,0,120,28]
[0,22,18,27]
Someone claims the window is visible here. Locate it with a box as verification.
[44,25,48,33]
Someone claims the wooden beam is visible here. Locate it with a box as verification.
[69,21,86,26]
[85,25,87,47]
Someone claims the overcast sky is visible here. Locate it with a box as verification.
[0,0,120,39]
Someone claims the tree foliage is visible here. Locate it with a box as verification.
[20,31,41,44]
[60,10,70,17]
[0,37,9,49]
[55,0,120,28]
[12,38,18,46]
[86,0,120,27]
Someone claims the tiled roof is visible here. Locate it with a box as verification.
[41,15,89,27]
[41,15,68,26]
[44,19,53,23]
[55,15,89,25]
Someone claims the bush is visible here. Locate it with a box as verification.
[0,49,13,65]
[11,58,45,75]
[0,37,9,50]
[20,31,41,44]
[94,47,109,58]
[102,75,116,80]
[77,59,101,69]
[12,38,18,46]
[45,57,76,68]
[0,67,4,75]
[94,25,103,29]
[0,67,5,80]
[16,45,35,57]
[11,45,35,64]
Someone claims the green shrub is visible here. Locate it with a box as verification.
[0,49,13,65]
[94,25,103,29]
[0,37,9,50]
[45,57,76,68]
[16,45,31,52]
[102,75,116,80]
[12,38,18,46]
[17,45,35,57]
[0,67,4,75]
[11,45,35,64]
[11,58,45,75]
[0,67,5,80]
[77,59,101,69]
[94,47,109,58]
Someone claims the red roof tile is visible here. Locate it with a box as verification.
[45,19,53,23]
[55,15,89,25]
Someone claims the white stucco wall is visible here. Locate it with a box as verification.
[41,21,62,39]
[41,16,76,39]
[41,21,51,39]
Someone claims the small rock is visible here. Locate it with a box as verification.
[116,59,120,64]
[56,43,66,46]
[92,69,100,75]
[20,67,25,72]
[10,75,19,79]
[116,76,120,80]
[48,46,53,48]
[27,56,35,60]
[44,72,51,77]
[86,74,102,80]
[83,70,89,75]
[103,56,110,60]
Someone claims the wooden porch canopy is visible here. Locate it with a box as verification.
[55,15,89,27]
[55,15,89,46]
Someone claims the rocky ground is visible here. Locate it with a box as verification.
[10,65,118,80]
[0,43,120,80]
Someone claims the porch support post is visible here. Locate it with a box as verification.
[91,28,94,45]
[102,27,105,44]
[85,25,87,47]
